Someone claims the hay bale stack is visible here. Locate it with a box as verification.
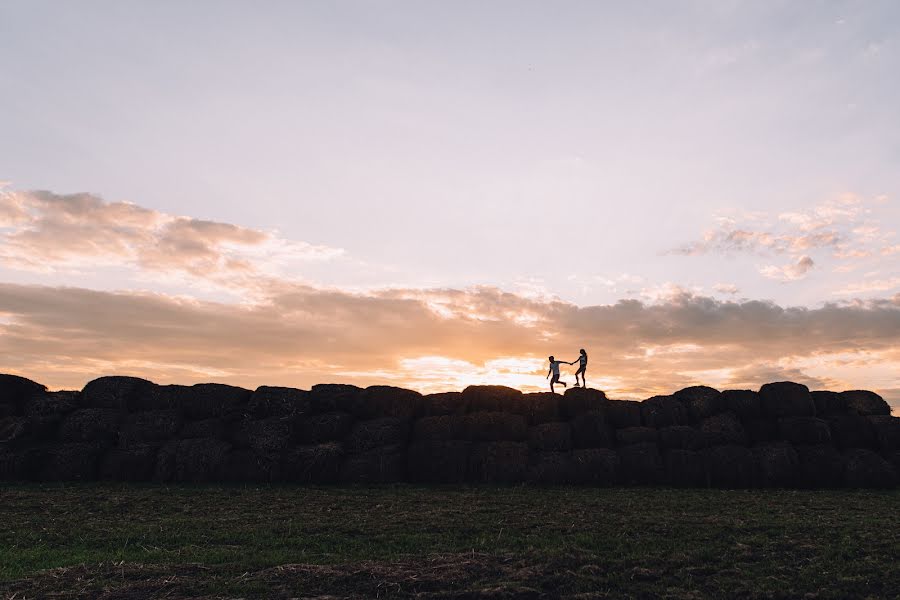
[247,386,310,419]
[616,426,658,446]
[0,417,29,446]
[673,386,725,422]
[744,418,777,445]
[340,445,406,483]
[100,444,158,481]
[777,417,831,445]
[295,411,354,444]
[571,411,615,449]
[754,442,799,488]
[0,447,40,480]
[559,388,607,419]
[222,450,281,483]
[282,443,343,483]
[884,451,900,475]
[617,442,663,484]
[170,383,251,420]
[866,416,900,452]
[407,440,471,483]
[412,415,462,441]
[721,390,761,421]
[81,376,156,411]
[840,390,890,416]
[640,395,687,428]
[571,448,619,485]
[704,445,757,488]
[179,418,227,440]
[522,392,560,425]
[462,385,524,414]
[38,443,103,481]
[462,412,526,442]
[154,438,231,483]
[812,391,846,417]
[795,444,845,488]
[606,400,642,429]
[827,415,876,449]
[422,392,468,416]
[527,451,576,484]
[467,441,528,483]
[659,426,705,451]
[664,449,705,487]
[0,374,46,413]
[59,409,121,446]
[118,410,182,448]
[527,422,572,452]
[237,417,294,453]
[357,386,422,420]
[23,391,78,440]
[309,384,362,414]
[700,412,747,446]
[843,449,897,488]
[344,418,409,453]
[759,381,814,419]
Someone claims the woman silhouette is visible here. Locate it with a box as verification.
[571,349,588,388]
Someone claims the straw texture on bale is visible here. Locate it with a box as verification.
[659,426,705,451]
[282,443,343,483]
[571,411,615,449]
[777,417,831,445]
[222,450,281,483]
[522,393,560,425]
[527,451,576,484]
[80,376,155,411]
[617,442,662,484]
[344,418,409,454]
[295,412,354,444]
[462,412,527,442]
[407,440,470,483]
[467,441,527,483]
[100,444,159,481]
[178,418,227,440]
[247,386,310,419]
[58,409,121,446]
[341,445,406,483]
[23,391,78,440]
[843,448,896,488]
[309,384,361,414]
[154,438,231,483]
[118,410,182,448]
[721,390,761,420]
[558,387,607,419]
[236,417,293,453]
[700,412,747,446]
[866,416,899,452]
[673,386,725,422]
[827,415,875,449]
[413,415,463,442]
[795,444,845,488]
[640,395,687,428]
[663,449,705,487]
[462,385,523,414]
[357,386,423,420]
[616,426,658,446]
[811,391,846,417]
[0,374,47,412]
[840,390,890,416]
[754,442,799,488]
[571,448,619,485]
[38,442,103,481]
[527,422,572,452]
[759,382,814,419]
[421,392,468,416]
[703,445,757,488]
[606,400,641,429]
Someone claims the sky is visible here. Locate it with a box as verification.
[1,1,898,411]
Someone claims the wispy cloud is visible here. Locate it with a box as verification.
[760,255,815,282]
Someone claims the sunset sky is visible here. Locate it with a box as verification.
[1,2,898,412]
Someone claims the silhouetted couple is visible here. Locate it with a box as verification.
[546,349,587,393]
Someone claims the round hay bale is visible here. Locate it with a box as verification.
[81,376,155,411]
[843,448,897,488]
[357,386,423,420]
[344,418,409,454]
[884,451,900,475]
[759,381,814,419]
[462,412,527,442]
[663,449,705,487]
[559,388,607,420]
[523,392,560,425]
[527,451,576,484]
[571,448,619,485]
[467,441,528,483]
[659,426,705,451]
[154,437,231,483]
[606,400,642,429]
[0,374,47,412]
[422,392,469,416]
[616,426,658,446]
[295,411,354,444]
[0,403,14,418]
[407,440,471,483]
[462,385,523,414]
[100,444,158,481]
[118,410,182,448]
[169,383,251,420]
[222,450,282,483]
[795,444,844,488]
[777,417,831,445]
[571,411,615,449]
[0,417,31,446]
[282,443,343,483]
[744,418,777,445]
[24,391,79,441]
[827,415,876,449]
[640,395,687,428]
[412,415,463,442]
[0,447,41,481]
[59,408,121,446]
[340,445,406,483]
[617,442,663,485]
[309,384,362,414]
[673,386,725,422]
[703,445,758,488]
[811,391,846,417]
[233,417,293,452]
[721,390,761,420]
[179,418,227,440]
[700,412,747,446]
[840,390,890,416]
[754,442,799,488]
[527,422,572,452]
[39,442,103,481]
[866,415,900,452]
[247,386,310,419]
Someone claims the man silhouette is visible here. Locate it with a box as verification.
[571,349,588,388]
[546,356,568,393]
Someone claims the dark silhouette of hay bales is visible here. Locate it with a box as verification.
[154,438,231,483]
[700,412,747,446]
[0,417,29,446]
[759,382,814,419]
[572,448,619,485]
[309,384,361,414]
[527,422,572,452]
[617,442,662,484]
[640,395,687,428]
[38,442,103,481]
[81,376,156,411]
[295,411,354,444]
[0,404,14,418]
[795,444,845,488]
[407,440,470,483]
[462,385,523,414]
[812,391,846,417]
[344,418,409,453]
[282,443,343,483]
[421,392,468,416]
[467,441,527,483]
[179,418,228,440]
[704,445,757,488]
[222,450,281,483]
[522,392,560,425]
[840,390,890,416]
[571,411,615,449]
[236,417,293,453]
[721,390,761,420]
[777,417,831,445]
[843,449,896,488]
[59,409,121,446]
[341,445,406,483]
[23,391,78,441]
[412,415,463,441]
[616,426,658,446]
[0,374,46,413]
[827,415,876,449]
[659,426,705,451]
[462,412,526,442]
[754,442,799,488]
[247,386,310,419]
[867,416,899,452]
[664,449,705,487]
[744,418,777,445]
[0,447,39,480]
[559,387,607,419]
[171,383,252,420]
[673,386,725,422]
[100,444,158,481]
[606,400,641,429]
[118,410,182,448]
[528,451,576,484]
[357,386,422,420]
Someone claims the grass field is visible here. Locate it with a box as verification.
[0,484,898,599]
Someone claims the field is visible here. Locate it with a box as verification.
[0,485,898,599]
